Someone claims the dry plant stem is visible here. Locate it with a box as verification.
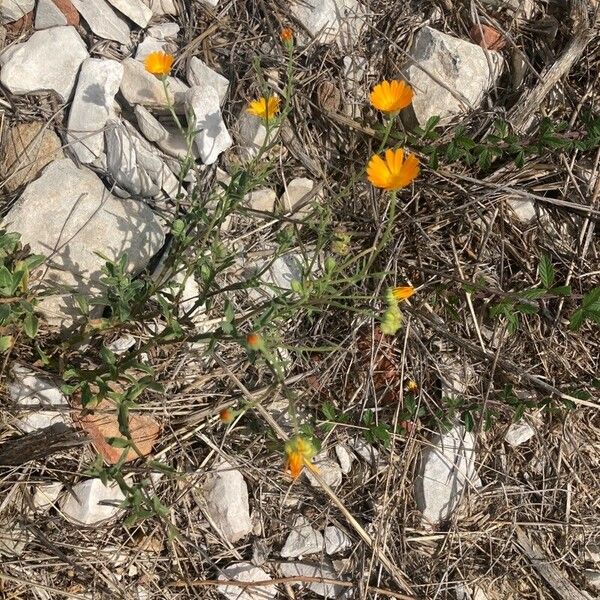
[212,352,415,595]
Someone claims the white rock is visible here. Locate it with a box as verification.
[507,198,537,223]
[504,421,536,447]
[120,57,188,107]
[280,177,318,214]
[439,355,473,397]
[204,460,252,543]
[71,0,130,44]
[280,516,324,558]
[107,333,136,354]
[1,0,34,23]
[60,479,125,525]
[279,562,351,598]
[305,455,343,488]
[200,0,219,6]
[148,21,179,39]
[105,119,179,197]
[584,543,600,564]
[263,254,305,290]
[186,85,232,164]
[67,58,123,163]
[291,0,364,48]
[236,112,267,161]
[335,444,354,474]
[135,36,172,62]
[348,437,378,466]
[9,364,67,432]
[245,188,277,212]
[3,159,165,329]
[0,27,88,102]
[403,26,503,126]
[106,0,152,28]
[142,0,177,15]
[0,524,32,557]
[584,570,600,591]
[414,425,481,526]
[324,526,352,555]
[32,482,64,511]
[35,0,68,28]
[217,562,277,600]
[187,57,229,105]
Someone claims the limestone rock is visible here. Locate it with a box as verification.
[584,570,600,592]
[107,333,136,354]
[0,26,88,101]
[0,122,64,192]
[186,85,232,164]
[50,0,79,25]
[9,364,67,432]
[106,0,152,28]
[204,460,252,543]
[32,481,64,511]
[187,57,229,105]
[348,437,378,466]
[67,58,123,163]
[504,421,536,447]
[59,479,125,525]
[147,21,179,39]
[236,112,267,161]
[35,0,67,28]
[305,455,343,488]
[71,0,130,44]
[324,525,352,555]
[120,57,188,107]
[507,198,537,223]
[142,0,177,15]
[402,26,503,126]
[279,562,351,598]
[280,177,318,214]
[335,444,354,474]
[245,188,277,212]
[3,159,165,329]
[217,563,277,600]
[280,516,324,558]
[105,119,179,198]
[134,35,175,61]
[1,0,34,23]
[414,425,481,526]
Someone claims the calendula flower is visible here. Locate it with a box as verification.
[246,332,263,350]
[370,80,413,114]
[380,287,404,336]
[219,408,236,424]
[392,286,415,301]
[284,435,317,479]
[280,28,293,44]
[247,96,280,121]
[367,148,420,191]
[144,51,174,78]
[406,380,418,393]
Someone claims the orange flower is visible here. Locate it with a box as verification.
[280,28,293,43]
[367,148,420,191]
[370,80,413,114]
[144,51,174,78]
[246,332,263,350]
[392,286,415,301]
[284,435,317,479]
[219,408,235,424]
[286,450,304,479]
[247,96,280,121]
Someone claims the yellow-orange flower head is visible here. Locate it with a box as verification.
[367,148,420,191]
[284,435,317,479]
[247,96,280,121]
[392,286,415,301]
[370,80,413,114]
[144,51,174,78]
[280,28,293,43]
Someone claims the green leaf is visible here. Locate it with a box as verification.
[0,335,13,352]
[23,313,38,338]
[569,308,585,331]
[582,287,600,309]
[107,437,130,448]
[550,285,571,297]
[538,254,554,289]
[519,288,547,301]
[0,266,13,290]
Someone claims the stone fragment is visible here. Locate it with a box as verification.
[135,36,173,61]
[335,444,354,474]
[0,26,88,101]
[120,57,188,107]
[106,0,152,28]
[304,455,343,488]
[142,0,177,15]
[67,58,123,163]
[73,399,160,464]
[71,0,130,44]
[402,26,503,126]
[51,0,79,25]
[186,85,232,164]
[280,516,324,558]
[107,334,136,354]
[0,524,32,557]
[506,198,537,223]
[105,119,179,198]
[204,460,252,543]
[217,563,277,600]
[1,0,34,23]
[32,481,64,511]
[35,0,67,28]
[279,562,351,598]
[236,112,267,161]
[147,21,179,39]
[187,56,229,105]
[414,425,480,526]
[3,159,165,329]
[584,570,600,592]
[0,122,64,192]
[280,177,318,214]
[504,421,536,447]
[9,364,67,432]
[348,437,378,466]
[324,525,352,555]
[245,188,277,212]
[59,479,125,525]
